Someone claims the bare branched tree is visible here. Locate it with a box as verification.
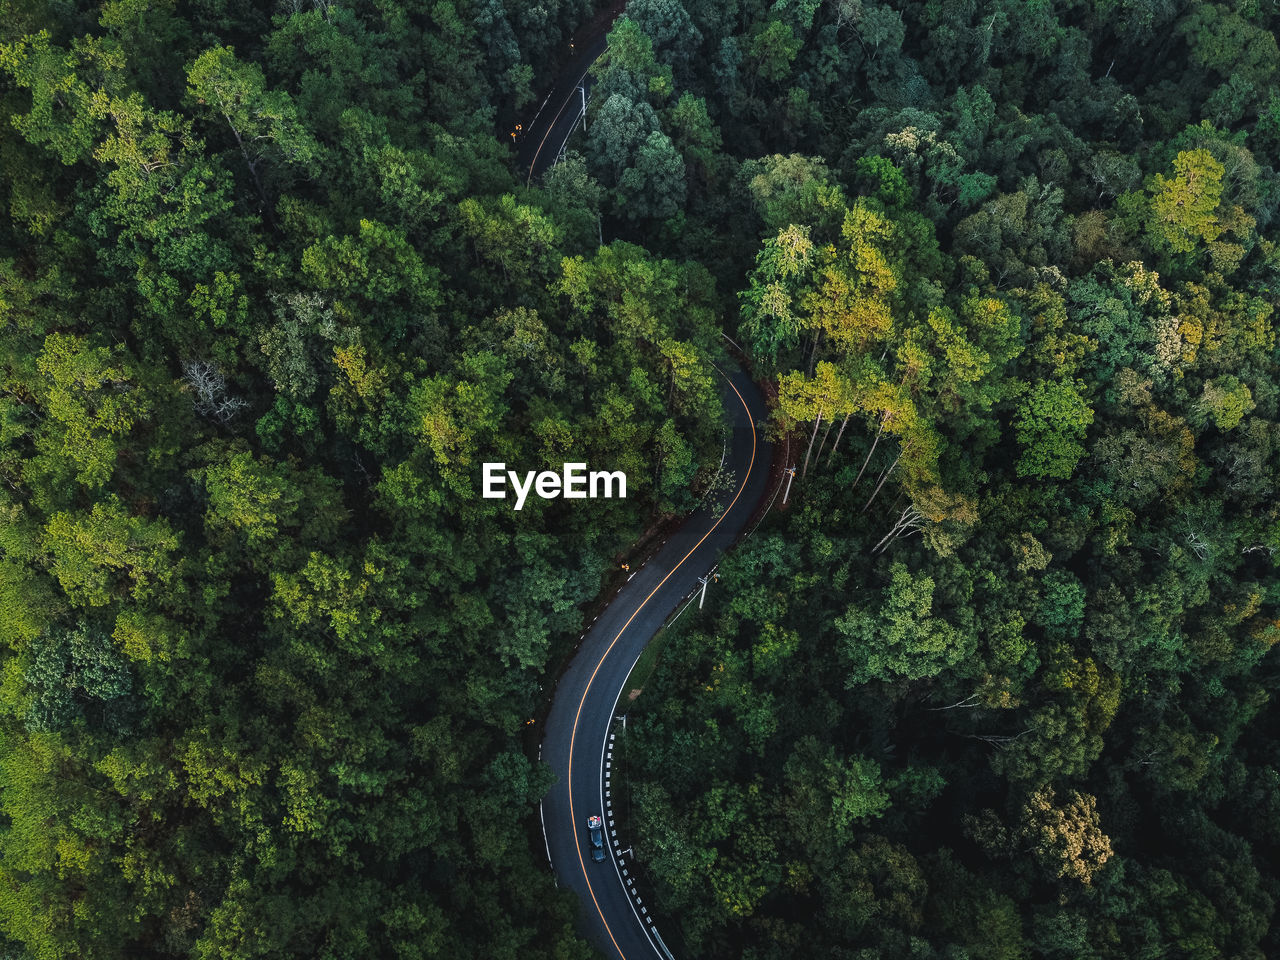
[927,693,982,712]
[961,730,1031,749]
[183,360,248,425]
[872,504,924,554]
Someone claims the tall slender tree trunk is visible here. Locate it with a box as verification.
[853,416,885,488]
[926,694,981,712]
[872,505,923,553]
[827,411,853,467]
[224,119,273,226]
[862,446,904,512]
[806,330,821,377]
[814,414,835,465]
[802,407,824,478]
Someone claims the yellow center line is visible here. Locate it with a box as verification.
[567,371,758,959]
[525,60,597,188]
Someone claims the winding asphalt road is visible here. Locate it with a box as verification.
[515,0,624,184]
[540,363,773,959]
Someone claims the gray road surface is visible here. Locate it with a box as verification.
[540,363,773,959]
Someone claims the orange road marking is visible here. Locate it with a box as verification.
[526,59,597,187]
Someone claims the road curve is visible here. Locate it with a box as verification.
[540,362,773,959]
[515,1,624,185]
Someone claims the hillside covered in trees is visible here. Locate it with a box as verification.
[0,1,724,956]
[1,0,1278,958]
[610,0,1280,958]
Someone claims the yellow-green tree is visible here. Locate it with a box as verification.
[777,361,855,476]
[1146,149,1225,254]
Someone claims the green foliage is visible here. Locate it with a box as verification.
[618,4,1280,945]
[3,0,1280,958]
[586,93,660,185]
[740,153,846,235]
[186,45,318,179]
[837,563,970,686]
[1014,379,1095,480]
[1037,569,1087,640]
[43,497,179,607]
[1145,149,1227,255]
[1192,374,1254,430]
[0,3,743,956]
[746,20,800,83]
[29,334,149,494]
[855,156,912,208]
[617,130,686,220]
[25,621,134,734]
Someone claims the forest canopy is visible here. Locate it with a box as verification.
[1,0,1279,958]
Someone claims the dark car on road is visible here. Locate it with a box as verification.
[587,814,606,862]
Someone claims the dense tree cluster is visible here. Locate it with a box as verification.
[608,0,1280,957]
[2,0,1279,957]
[0,2,726,957]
